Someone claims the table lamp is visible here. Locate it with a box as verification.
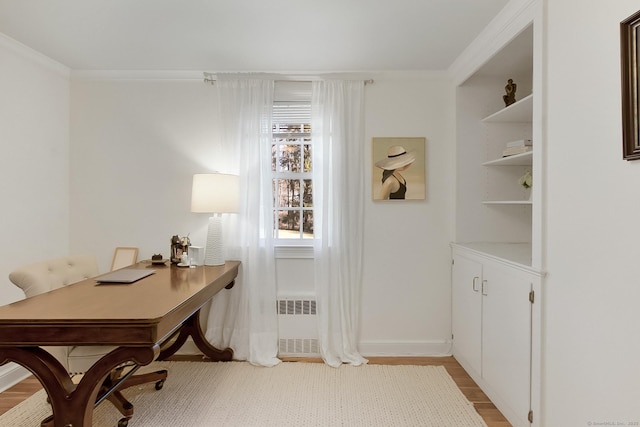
[191,173,239,266]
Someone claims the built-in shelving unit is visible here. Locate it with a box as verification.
[454,22,536,265]
[452,3,542,426]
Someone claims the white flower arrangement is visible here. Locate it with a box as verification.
[518,171,532,189]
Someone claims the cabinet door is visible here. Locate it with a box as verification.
[451,254,483,375]
[482,262,532,426]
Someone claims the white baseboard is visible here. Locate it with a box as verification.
[0,363,31,393]
[359,340,453,357]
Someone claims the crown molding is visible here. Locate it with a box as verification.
[448,0,539,86]
[0,32,70,78]
[70,69,205,81]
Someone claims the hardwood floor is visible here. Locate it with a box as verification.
[0,356,511,426]
[367,357,512,427]
[0,374,43,416]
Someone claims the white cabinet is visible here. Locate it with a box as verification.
[481,261,533,427]
[451,253,482,374]
[452,244,540,427]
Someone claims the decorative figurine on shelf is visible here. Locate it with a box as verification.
[170,234,191,264]
[503,78,517,107]
[518,170,532,189]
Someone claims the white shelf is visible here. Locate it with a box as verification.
[452,242,535,271]
[483,200,532,205]
[482,151,532,166]
[482,94,533,123]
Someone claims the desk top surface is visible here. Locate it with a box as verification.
[0,261,240,345]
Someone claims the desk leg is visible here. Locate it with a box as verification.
[158,309,234,362]
[0,345,158,427]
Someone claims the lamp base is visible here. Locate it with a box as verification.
[204,215,225,266]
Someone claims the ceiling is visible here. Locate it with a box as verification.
[0,0,509,72]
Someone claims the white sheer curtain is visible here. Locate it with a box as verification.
[312,80,368,368]
[204,76,280,367]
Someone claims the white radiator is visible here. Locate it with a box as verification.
[277,297,319,356]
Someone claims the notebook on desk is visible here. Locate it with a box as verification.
[95,268,156,284]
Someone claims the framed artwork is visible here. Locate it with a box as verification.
[372,137,426,201]
[621,10,640,160]
[110,247,138,271]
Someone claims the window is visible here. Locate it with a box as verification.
[272,100,313,240]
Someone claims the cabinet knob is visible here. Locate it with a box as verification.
[472,276,480,292]
[482,280,488,296]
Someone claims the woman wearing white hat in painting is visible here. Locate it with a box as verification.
[375,145,416,200]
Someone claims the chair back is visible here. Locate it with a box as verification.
[9,255,99,298]
[8,255,99,371]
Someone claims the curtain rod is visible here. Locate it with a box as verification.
[203,73,373,86]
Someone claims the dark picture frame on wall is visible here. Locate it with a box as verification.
[621,9,640,160]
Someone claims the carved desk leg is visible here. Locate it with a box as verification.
[0,345,158,427]
[158,309,234,362]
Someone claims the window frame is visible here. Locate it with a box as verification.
[271,98,314,246]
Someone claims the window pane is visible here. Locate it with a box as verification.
[277,179,300,207]
[271,101,313,241]
[303,179,313,207]
[278,210,300,239]
[302,210,314,239]
[278,144,302,172]
[303,143,312,172]
[275,123,304,133]
[272,179,276,207]
[271,144,277,172]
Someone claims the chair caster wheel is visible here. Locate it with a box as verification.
[155,379,165,390]
[118,417,129,427]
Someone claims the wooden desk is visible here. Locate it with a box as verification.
[0,260,240,427]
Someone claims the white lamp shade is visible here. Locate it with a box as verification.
[191,173,239,213]
[191,173,239,266]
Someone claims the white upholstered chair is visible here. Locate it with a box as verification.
[9,255,167,427]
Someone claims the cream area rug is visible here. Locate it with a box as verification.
[0,361,488,427]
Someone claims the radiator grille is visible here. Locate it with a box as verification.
[277,299,317,315]
[277,298,319,356]
[278,338,319,355]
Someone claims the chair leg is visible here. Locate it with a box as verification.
[119,369,168,391]
[106,389,134,416]
[103,369,168,416]
[39,369,168,426]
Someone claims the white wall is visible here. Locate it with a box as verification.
[0,34,70,388]
[69,72,456,355]
[361,73,456,355]
[69,78,219,271]
[0,36,70,305]
[543,1,640,425]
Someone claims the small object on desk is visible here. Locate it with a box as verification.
[177,262,190,268]
[95,269,156,284]
[151,254,168,265]
[171,234,190,264]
